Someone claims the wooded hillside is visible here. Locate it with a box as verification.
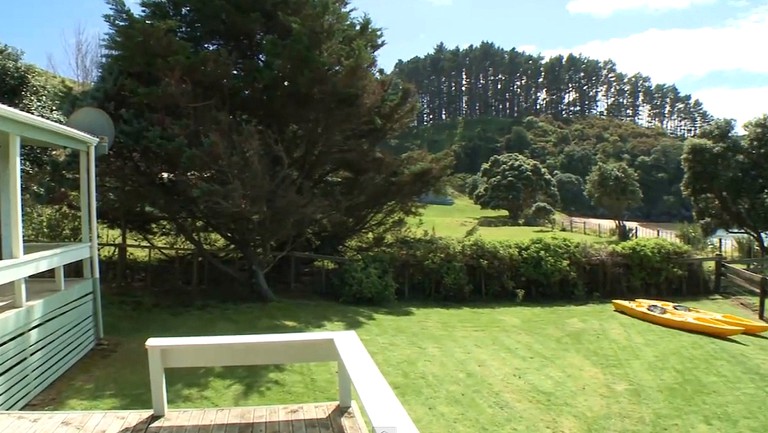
[390,115,690,222]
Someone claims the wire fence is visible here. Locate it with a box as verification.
[560,218,678,242]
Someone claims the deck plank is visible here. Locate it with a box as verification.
[31,412,67,433]
[264,407,279,433]
[114,412,147,433]
[168,410,194,433]
[210,409,230,433]
[0,405,352,433]
[339,408,362,433]
[290,405,307,433]
[54,412,98,433]
[251,407,267,433]
[191,409,217,433]
[303,405,320,433]
[128,412,155,433]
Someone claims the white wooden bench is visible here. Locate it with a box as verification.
[145,330,419,433]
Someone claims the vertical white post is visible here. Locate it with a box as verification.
[79,150,92,278]
[54,266,65,291]
[87,144,103,338]
[1,133,26,307]
[338,361,352,409]
[0,136,8,260]
[147,347,168,416]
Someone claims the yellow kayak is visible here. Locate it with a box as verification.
[612,300,745,338]
[636,299,768,334]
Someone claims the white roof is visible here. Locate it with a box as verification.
[0,103,99,151]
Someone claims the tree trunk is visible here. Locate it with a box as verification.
[250,264,277,302]
[757,234,767,258]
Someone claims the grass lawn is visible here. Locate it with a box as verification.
[411,196,609,243]
[32,297,768,432]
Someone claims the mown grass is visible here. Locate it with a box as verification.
[32,297,768,432]
[411,196,608,243]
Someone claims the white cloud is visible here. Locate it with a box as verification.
[692,86,768,131]
[517,44,538,54]
[566,0,716,18]
[543,6,768,84]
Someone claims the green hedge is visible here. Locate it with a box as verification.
[330,235,711,304]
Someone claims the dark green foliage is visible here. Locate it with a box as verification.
[334,235,706,303]
[0,42,82,254]
[472,153,559,221]
[558,145,596,179]
[682,116,768,256]
[334,255,396,305]
[516,236,586,299]
[526,202,556,228]
[502,126,533,154]
[586,162,643,240]
[676,222,708,251]
[612,238,691,297]
[89,0,451,300]
[554,173,591,214]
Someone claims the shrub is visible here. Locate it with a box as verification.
[517,236,585,299]
[334,254,396,305]
[676,222,708,251]
[336,233,709,303]
[525,202,556,228]
[612,238,691,297]
[23,200,81,242]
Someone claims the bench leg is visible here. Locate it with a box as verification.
[338,361,351,409]
[148,348,168,416]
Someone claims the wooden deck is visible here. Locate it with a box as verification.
[0,402,365,433]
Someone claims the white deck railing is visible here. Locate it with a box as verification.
[0,243,91,307]
[145,330,419,433]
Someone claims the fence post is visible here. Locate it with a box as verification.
[570,220,573,232]
[598,225,601,237]
[760,277,766,321]
[583,221,587,234]
[714,253,723,293]
[147,247,153,289]
[192,253,199,289]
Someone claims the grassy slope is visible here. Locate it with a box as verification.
[411,195,608,243]
[33,298,768,432]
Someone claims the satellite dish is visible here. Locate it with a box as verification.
[66,107,115,156]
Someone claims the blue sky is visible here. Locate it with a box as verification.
[1,0,767,128]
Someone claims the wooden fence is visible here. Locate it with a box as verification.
[97,243,348,296]
[718,257,768,320]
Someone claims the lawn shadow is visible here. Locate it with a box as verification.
[742,333,768,340]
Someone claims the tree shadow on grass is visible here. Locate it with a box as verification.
[25,296,415,412]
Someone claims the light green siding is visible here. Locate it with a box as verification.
[0,280,96,410]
